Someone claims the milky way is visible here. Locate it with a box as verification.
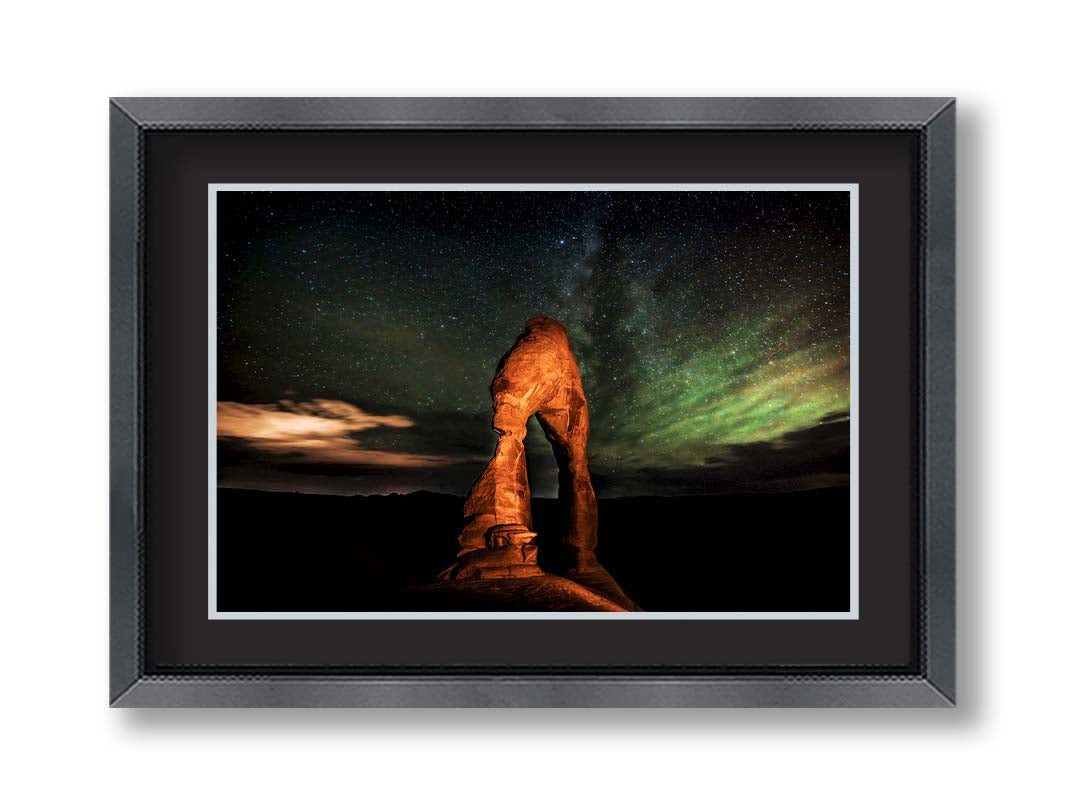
[216,189,850,497]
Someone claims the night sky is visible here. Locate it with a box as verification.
[216,189,850,497]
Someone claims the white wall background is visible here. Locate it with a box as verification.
[0,2,1061,797]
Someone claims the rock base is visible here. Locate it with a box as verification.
[402,575,630,612]
[439,523,544,581]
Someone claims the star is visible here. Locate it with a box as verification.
[217,188,851,496]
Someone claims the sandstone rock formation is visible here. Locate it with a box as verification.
[448,523,543,580]
[403,575,629,612]
[439,317,638,610]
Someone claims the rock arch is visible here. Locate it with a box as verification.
[440,318,637,610]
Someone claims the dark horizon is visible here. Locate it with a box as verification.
[217,482,848,499]
[216,484,850,613]
[217,189,850,497]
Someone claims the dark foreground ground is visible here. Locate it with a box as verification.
[217,486,850,612]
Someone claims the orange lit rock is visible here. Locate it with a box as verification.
[403,575,630,612]
[457,317,596,556]
[448,523,543,580]
[439,317,638,611]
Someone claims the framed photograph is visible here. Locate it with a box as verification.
[110,97,955,707]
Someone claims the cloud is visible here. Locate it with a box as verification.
[592,414,850,497]
[217,399,458,468]
[709,416,850,484]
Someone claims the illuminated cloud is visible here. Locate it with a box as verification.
[217,399,458,468]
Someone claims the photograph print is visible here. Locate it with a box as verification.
[211,184,857,618]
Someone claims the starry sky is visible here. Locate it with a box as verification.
[216,189,851,497]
